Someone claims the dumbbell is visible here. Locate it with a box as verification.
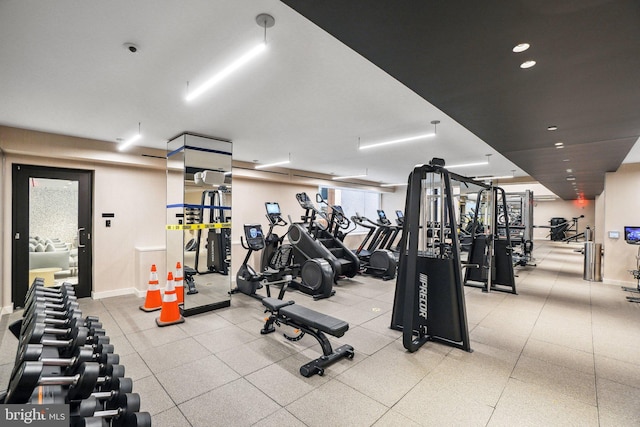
[25,300,82,321]
[20,313,102,338]
[25,282,75,302]
[14,344,120,376]
[70,378,133,413]
[71,392,148,427]
[5,361,101,403]
[25,297,80,317]
[25,290,78,310]
[20,322,88,352]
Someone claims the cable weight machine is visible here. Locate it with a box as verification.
[390,159,471,353]
[463,185,517,294]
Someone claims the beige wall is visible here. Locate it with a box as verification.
[1,126,166,310]
[531,198,595,240]
[603,163,640,285]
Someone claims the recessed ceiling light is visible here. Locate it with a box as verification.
[512,43,530,53]
[566,176,576,181]
[547,126,558,131]
[520,60,536,69]
[566,169,573,173]
[562,158,570,162]
[554,142,564,146]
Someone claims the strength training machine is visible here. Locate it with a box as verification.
[390,158,472,353]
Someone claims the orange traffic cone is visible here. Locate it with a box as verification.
[156,272,185,327]
[140,264,163,312]
[175,262,184,305]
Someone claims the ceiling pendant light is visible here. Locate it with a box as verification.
[333,168,368,180]
[255,152,290,169]
[359,120,439,150]
[186,13,274,102]
[118,122,141,151]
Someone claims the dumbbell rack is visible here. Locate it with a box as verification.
[1,278,151,427]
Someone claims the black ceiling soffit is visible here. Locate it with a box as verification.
[281,0,640,200]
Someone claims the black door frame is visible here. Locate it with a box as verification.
[12,164,93,307]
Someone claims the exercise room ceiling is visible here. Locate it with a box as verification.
[281,0,640,200]
[1,1,638,199]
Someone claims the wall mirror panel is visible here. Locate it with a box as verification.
[167,133,232,316]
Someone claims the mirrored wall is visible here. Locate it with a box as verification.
[167,133,232,316]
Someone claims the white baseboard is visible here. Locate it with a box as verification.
[1,305,14,315]
[92,287,144,300]
[603,278,637,287]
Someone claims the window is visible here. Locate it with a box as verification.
[319,186,381,233]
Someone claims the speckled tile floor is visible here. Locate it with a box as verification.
[2,241,639,426]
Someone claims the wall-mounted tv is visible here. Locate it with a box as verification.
[624,226,640,244]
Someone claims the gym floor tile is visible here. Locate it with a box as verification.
[215,336,297,376]
[469,324,529,354]
[594,354,640,389]
[155,354,239,404]
[336,340,445,407]
[487,378,599,427]
[245,352,331,406]
[371,410,422,427]
[522,338,595,375]
[253,408,307,427]
[333,324,395,356]
[137,337,211,373]
[359,311,404,339]
[511,355,597,405]
[149,407,191,427]
[286,380,388,427]
[134,374,176,416]
[116,352,153,381]
[392,374,495,426]
[179,378,281,426]
[125,322,190,353]
[192,324,257,354]
[175,311,233,337]
[595,377,640,425]
[529,318,594,353]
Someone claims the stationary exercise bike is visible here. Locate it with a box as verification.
[233,224,293,300]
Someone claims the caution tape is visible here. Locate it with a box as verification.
[166,222,231,230]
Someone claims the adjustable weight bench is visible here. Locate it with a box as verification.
[260,297,354,377]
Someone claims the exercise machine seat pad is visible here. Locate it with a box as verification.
[262,298,349,337]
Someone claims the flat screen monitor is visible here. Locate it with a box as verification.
[624,226,640,244]
[396,210,404,219]
[265,202,281,216]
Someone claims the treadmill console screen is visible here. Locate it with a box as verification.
[243,224,265,250]
[624,226,640,244]
[265,202,281,216]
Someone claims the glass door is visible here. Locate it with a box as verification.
[12,165,93,307]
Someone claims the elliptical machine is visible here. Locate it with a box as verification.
[350,213,397,280]
[234,202,334,300]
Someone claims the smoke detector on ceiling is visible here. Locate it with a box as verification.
[123,43,139,53]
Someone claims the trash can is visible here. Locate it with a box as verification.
[593,243,602,281]
[584,242,603,281]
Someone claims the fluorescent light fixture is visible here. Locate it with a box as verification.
[566,169,573,173]
[359,133,435,150]
[475,175,515,180]
[333,174,367,180]
[566,176,576,181]
[547,125,558,131]
[512,43,530,53]
[520,60,536,69]
[381,183,408,187]
[118,133,141,151]
[447,161,488,169]
[186,42,266,102]
[554,142,564,146]
[255,160,290,169]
